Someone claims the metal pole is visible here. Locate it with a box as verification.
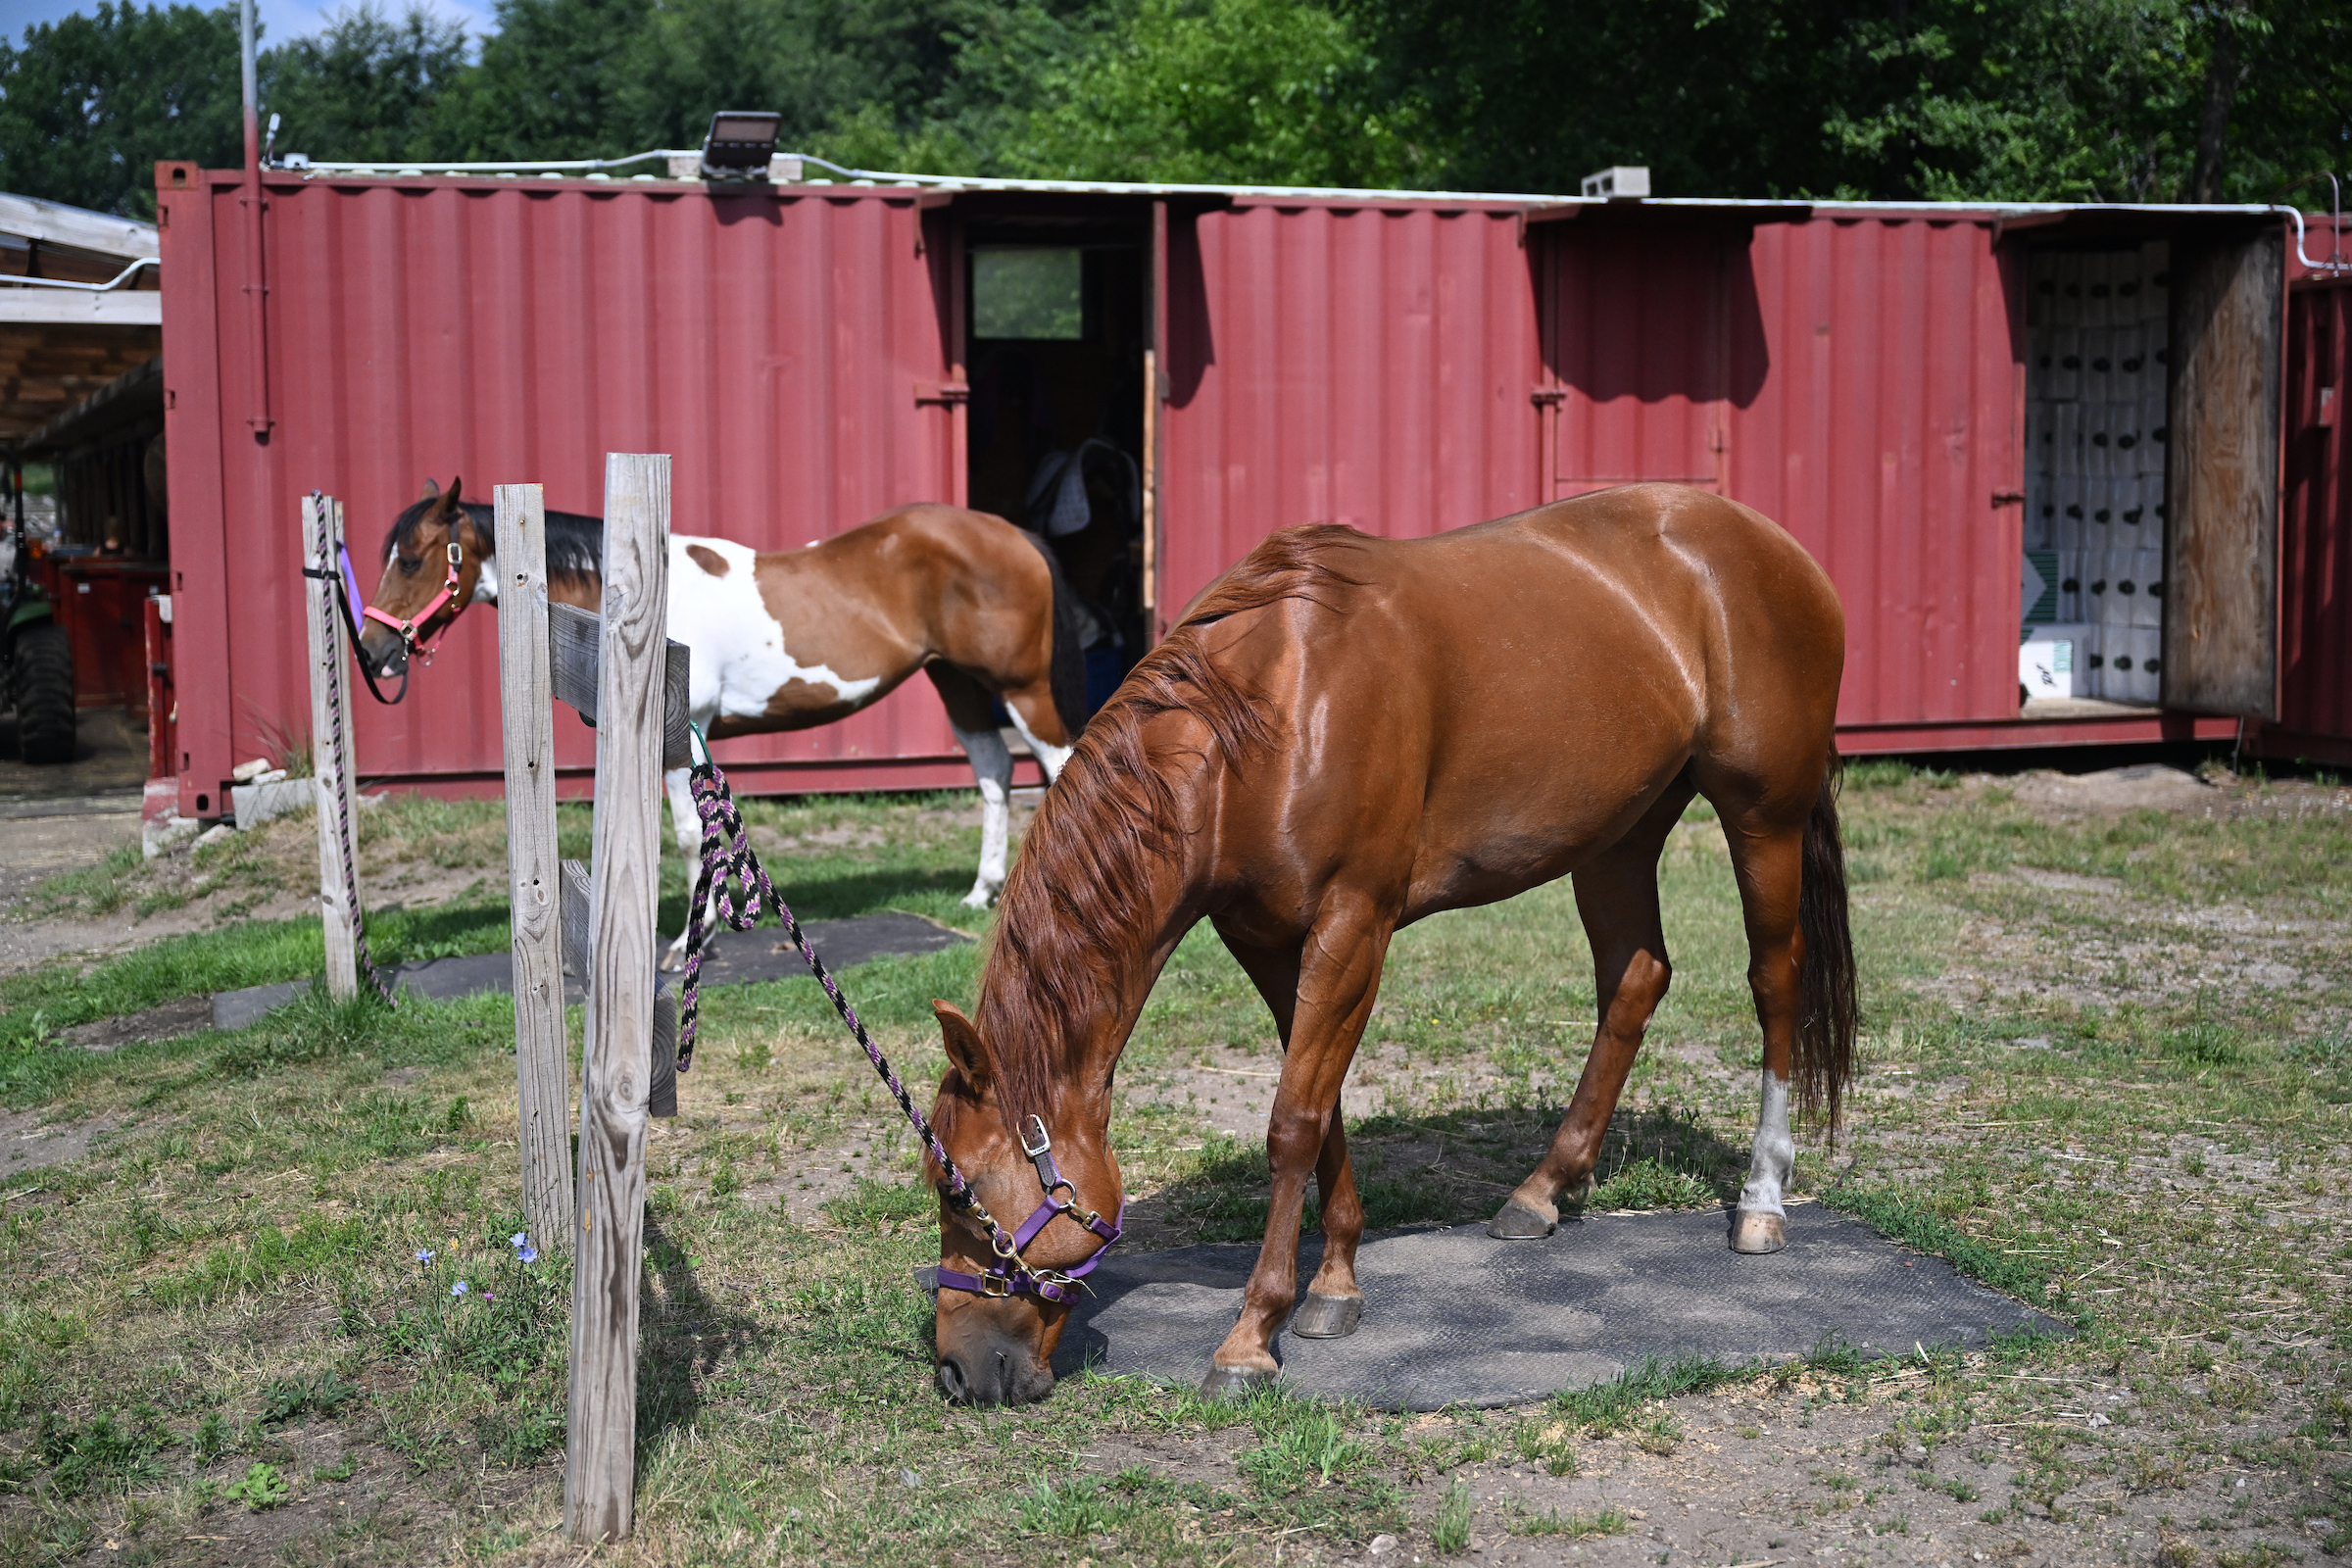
[239,0,271,435]
[240,0,258,171]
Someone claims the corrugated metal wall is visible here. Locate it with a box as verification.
[161,172,965,812]
[2279,278,2350,742]
[160,174,2316,809]
[1535,220,1734,496]
[1156,201,1544,609]
[1726,215,2023,731]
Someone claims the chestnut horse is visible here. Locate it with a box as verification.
[356,481,1090,951]
[922,483,1857,1405]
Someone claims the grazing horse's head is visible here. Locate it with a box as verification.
[926,1001,1125,1406]
[358,478,489,680]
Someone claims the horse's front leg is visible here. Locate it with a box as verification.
[1204,903,1391,1397]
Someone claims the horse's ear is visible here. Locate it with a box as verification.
[933,1001,991,1088]
[446,476,463,510]
[418,477,440,503]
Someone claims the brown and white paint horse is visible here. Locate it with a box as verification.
[357,481,1090,956]
[921,483,1858,1405]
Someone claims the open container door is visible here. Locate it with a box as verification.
[2164,220,2286,718]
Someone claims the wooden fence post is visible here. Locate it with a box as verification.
[564,454,669,1544]
[494,484,575,1256]
[303,493,360,1001]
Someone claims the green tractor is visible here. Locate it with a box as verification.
[2,459,75,764]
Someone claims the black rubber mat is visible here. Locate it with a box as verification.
[211,910,968,1029]
[1034,1203,2065,1410]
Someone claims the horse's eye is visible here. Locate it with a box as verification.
[399,556,421,576]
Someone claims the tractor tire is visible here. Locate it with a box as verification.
[13,621,76,763]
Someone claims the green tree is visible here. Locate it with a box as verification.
[1348,0,2352,204]
[268,6,469,166]
[426,0,652,160]
[1008,0,1434,187]
[0,1,244,218]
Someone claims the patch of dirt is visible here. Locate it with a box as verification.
[1065,1378,2321,1568]
[62,994,214,1053]
[2000,761,2352,825]
[2007,762,2222,818]
[0,1105,120,1174]
[11,1427,553,1567]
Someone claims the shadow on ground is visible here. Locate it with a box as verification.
[1128,1102,1753,1248]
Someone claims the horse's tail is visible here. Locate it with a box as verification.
[1796,751,1860,1137]
[1018,529,1092,743]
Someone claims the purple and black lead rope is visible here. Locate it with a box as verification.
[674,760,1019,1252]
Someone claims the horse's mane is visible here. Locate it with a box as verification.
[977,523,1371,1130]
[382,496,603,585]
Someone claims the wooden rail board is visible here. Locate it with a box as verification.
[546,600,696,768]
[560,858,593,979]
[564,454,670,1544]
[494,484,576,1254]
[302,495,361,1001]
[560,854,674,1121]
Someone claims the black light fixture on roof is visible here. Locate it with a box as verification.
[700,112,782,181]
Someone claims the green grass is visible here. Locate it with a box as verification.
[2,760,2348,1563]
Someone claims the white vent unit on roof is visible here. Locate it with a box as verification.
[1580,165,1650,200]
[699,112,782,181]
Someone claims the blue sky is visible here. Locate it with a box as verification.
[0,0,497,51]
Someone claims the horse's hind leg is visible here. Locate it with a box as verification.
[1002,691,1073,782]
[925,665,1016,907]
[660,762,708,972]
[1712,805,1810,1255]
[1492,775,1692,1239]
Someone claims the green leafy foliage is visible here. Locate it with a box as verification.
[223,1459,290,1509]
[0,1,242,217]
[1009,0,1434,186]
[7,0,2348,216]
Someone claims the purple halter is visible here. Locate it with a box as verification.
[934,1114,1123,1301]
[676,759,1122,1304]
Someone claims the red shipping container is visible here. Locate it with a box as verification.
[161,162,2329,815]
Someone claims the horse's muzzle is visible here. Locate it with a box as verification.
[935,1328,1054,1406]
[359,630,408,681]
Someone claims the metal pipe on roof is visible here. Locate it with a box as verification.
[0,257,158,293]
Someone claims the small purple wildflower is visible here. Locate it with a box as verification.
[414,1249,433,1266]
[452,1280,468,1298]
[516,1241,539,1265]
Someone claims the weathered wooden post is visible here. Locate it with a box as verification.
[302,493,362,1001]
[494,484,575,1255]
[564,454,670,1543]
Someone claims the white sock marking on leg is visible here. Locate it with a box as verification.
[1739,1070,1794,1216]
[1004,707,1073,782]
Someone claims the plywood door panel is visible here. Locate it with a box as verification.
[2165,225,2284,717]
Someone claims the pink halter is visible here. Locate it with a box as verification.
[362,536,467,662]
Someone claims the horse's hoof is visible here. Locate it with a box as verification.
[1199,1364,1276,1400]
[1730,1208,1787,1254]
[657,952,683,975]
[1487,1200,1557,1240]
[1290,1292,1363,1339]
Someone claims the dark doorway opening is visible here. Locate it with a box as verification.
[964,210,1149,716]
